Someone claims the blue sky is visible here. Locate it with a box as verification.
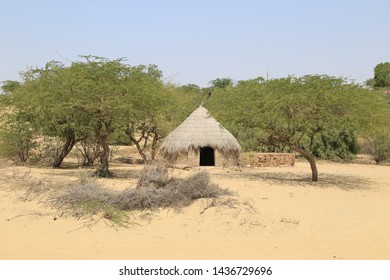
[1,0,389,87]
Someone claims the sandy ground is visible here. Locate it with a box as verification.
[1,158,390,260]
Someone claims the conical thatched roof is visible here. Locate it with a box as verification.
[160,106,241,163]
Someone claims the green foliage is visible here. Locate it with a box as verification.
[373,62,390,88]
[7,56,176,172]
[93,167,114,178]
[75,199,130,226]
[4,56,389,178]
[11,60,94,167]
[0,114,36,164]
[365,78,375,88]
[179,83,202,93]
[0,80,17,106]
[1,80,21,94]
[101,205,130,227]
[209,77,234,89]
[312,129,358,161]
[207,75,389,181]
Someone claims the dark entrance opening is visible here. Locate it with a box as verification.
[199,146,215,166]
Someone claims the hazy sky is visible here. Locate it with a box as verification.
[1,0,389,87]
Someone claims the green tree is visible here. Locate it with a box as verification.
[207,75,388,182]
[121,65,170,163]
[123,81,203,163]
[0,113,36,164]
[9,56,173,175]
[1,80,20,106]
[373,62,390,88]
[1,80,21,94]
[12,61,92,168]
[209,78,234,89]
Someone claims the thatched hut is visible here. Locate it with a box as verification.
[160,106,241,166]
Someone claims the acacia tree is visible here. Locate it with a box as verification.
[12,61,92,168]
[10,57,166,176]
[121,65,169,163]
[207,75,388,182]
[123,79,203,163]
[68,56,159,176]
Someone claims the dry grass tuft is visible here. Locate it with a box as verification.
[1,162,232,226]
[41,162,231,224]
[115,170,231,211]
[136,161,172,189]
[0,168,56,201]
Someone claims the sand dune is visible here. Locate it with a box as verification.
[1,160,389,260]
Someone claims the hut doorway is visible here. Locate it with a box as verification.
[200,146,215,166]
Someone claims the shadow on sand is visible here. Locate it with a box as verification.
[216,170,374,191]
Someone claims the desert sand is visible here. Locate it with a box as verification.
[1,157,390,260]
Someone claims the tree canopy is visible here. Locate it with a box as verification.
[373,62,390,88]
[8,56,172,176]
[1,57,389,182]
[206,75,389,181]
[209,78,234,89]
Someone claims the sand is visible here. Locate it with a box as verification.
[1,159,389,260]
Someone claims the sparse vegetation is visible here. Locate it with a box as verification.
[2,163,232,226]
[47,163,230,216]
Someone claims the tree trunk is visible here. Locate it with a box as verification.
[95,120,113,177]
[99,140,110,175]
[129,134,148,164]
[295,148,318,182]
[150,132,161,161]
[52,132,76,168]
[284,143,318,182]
[306,153,318,182]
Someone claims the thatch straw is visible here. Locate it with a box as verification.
[160,106,241,163]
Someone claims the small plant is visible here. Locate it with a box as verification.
[76,199,103,216]
[93,168,114,178]
[101,205,130,227]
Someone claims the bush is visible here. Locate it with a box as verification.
[115,170,230,210]
[312,129,358,161]
[45,163,231,223]
[360,135,390,164]
[31,136,64,164]
[75,139,102,166]
[136,162,171,188]
[93,168,114,178]
[0,115,36,164]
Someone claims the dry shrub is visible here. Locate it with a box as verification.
[116,170,231,210]
[44,162,231,221]
[360,136,390,164]
[136,161,171,188]
[0,169,55,201]
[45,181,116,216]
